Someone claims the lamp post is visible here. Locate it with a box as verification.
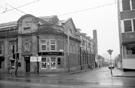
[107,49,113,76]
[36,55,39,75]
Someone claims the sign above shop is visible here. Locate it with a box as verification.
[38,52,64,56]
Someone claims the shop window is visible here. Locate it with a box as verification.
[57,58,61,65]
[41,57,46,69]
[124,20,132,32]
[51,57,56,69]
[50,40,56,51]
[126,43,135,55]
[122,0,130,11]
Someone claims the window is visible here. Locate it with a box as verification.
[126,43,135,55]
[132,0,135,9]
[122,0,130,11]
[124,20,132,32]
[51,57,56,69]
[57,58,61,65]
[40,40,47,51]
[133,19,135,31]
[41,58,46,69]
[0,44,3,55]
[10,42,16,56]
[50,40,56,51]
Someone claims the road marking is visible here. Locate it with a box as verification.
[0,80,74,88]
[99,82,123,86]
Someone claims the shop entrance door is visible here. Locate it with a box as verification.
[46,57,57,69]
[25,57,30,72]
[46,57,51,69]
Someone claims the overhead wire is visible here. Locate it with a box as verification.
[0,0,128,17]
[0,0,26,14]
[58,2,117,16]
[0,0,40,14]
[2,0,40,13]
[58,0,127,16]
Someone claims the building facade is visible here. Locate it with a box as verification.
[0,14,97,73]
[118,0,135,70]
[79,32,96,70]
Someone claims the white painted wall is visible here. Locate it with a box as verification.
[123,59,135,69]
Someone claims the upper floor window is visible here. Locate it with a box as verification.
[124,20,132,32]
[0,44,3,55]
[49,40,56,51]
[122,0,130,11]
[40,39,47,51]
[132,0,135,9]
[122,0,135,11]
[10,42,16,55]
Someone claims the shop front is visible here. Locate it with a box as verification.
[38,52,64,72]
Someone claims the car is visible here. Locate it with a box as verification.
[108,64,114,69]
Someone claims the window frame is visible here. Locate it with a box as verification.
[40,39,47,52]
[49,39,57,51]
[124,20,132,32]
[50,57,56,69]
[122,0,135,11]
[10,42,16,56]
[123,19,135,33]
[41,57,47,69]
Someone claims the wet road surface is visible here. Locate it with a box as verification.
[0,67,135,88]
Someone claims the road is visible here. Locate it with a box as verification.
[0,67,135,88]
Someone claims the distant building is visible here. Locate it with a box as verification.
[0,14,97,73]
[118,0,135,71]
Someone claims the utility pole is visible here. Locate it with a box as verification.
[67,28,70,73]
[107,49,113,76]
[15,38,18,76]
[15,53,19,76]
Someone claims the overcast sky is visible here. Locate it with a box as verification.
[0,0,119,59]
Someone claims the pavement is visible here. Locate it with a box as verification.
[108,68,135,77]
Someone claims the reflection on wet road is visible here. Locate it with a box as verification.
[1,67,135,88]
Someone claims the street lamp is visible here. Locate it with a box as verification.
[36,55,39,75]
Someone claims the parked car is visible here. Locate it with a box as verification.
[108,64,114,69]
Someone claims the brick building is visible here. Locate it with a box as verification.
[0,14,97,73]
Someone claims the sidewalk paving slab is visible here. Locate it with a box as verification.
[113,68,135,77]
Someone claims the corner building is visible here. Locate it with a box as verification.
[0,14,81,73]
[118,0,135,70]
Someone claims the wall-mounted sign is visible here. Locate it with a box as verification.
[38,52,64,56]
[30,56,41,62]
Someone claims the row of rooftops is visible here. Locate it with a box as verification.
[0,14,95,42]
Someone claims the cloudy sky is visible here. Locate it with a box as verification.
[0,0,119,59]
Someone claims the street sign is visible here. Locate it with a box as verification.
[107,49,113,55]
